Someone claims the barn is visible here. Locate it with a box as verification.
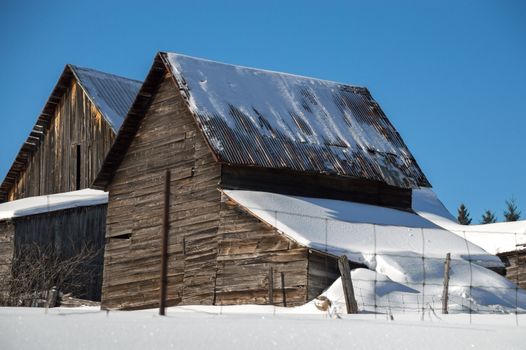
[0,64,141,303]
[92,52,432,310]
[0,64,141,202]
[0,189,107,304]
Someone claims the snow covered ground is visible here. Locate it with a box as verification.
[0,306,524,350]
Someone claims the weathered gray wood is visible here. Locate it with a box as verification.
[442,252,451,314]
[5,79,115,201]
[337,255,358,314]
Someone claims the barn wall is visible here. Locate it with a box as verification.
[499,252,526,290]
[7,79,115,201]
[12,205,107,300]
[101,72,222,310]
[0,221,15,295]
[215,195,309,306]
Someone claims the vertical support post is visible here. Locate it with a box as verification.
[280,272,287,307]
[338,255,358,314]
[268,267,274,305]
[442,252,451,314]
[159,169,170,316]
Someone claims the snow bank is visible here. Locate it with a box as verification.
[0,189,108,221]
[1,307,525,350]
[223,190,525,313]
[413,188,526,254]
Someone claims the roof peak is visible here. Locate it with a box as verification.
[67,64,143,84]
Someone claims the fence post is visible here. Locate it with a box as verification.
[159,169,170,316]
[337,255,358,314]
[268,267,274,305]
[280,272,287,307]
[442,252,451,314]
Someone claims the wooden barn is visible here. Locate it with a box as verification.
[498,246,526,290]
[0,64,141,202]
[0,65,141,303]
[0,190,107,303]
[92,52,431,310]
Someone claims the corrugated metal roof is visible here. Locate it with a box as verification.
[70,65,142,132]
[166,53,430,189]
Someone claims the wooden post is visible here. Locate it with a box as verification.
[159,170,170,316]
[442,252,451,314]
[280,272,287,307]
[46,286,58,309]
[337,255,358,314]
[268,267,274,305]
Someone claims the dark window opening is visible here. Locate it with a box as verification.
[76,144,81,190]
[110,233,132,240]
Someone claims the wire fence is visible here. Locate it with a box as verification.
[244,205,526,325]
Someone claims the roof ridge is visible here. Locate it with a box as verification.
[165,51,368,91]
[68,64,143,84]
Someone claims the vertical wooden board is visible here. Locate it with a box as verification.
[0,221,15,295]
[6,80,116,200]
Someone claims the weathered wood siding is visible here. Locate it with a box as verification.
[215,195,309,306]
[101,72,326,310]
[102,72,222,309]
[499,251,526,290]
[13,205,106,300]
[0,221,15,295]
[7,79,115,201]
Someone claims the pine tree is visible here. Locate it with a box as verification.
[503,198,521,222]
[480,210,497,224]
[457,203,472,225]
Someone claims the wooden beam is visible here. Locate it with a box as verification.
[337,255,358,314]
[280,272,287,307]
[268,267,274,305]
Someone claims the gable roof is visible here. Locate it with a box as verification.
[0,65,141,201]
[70,65,142,131]
[93,52,430,190]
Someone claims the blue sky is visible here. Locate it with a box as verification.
[1,0,524,221]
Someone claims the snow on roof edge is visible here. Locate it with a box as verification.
[0,189,108,221]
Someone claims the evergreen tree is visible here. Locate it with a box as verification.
[480,210,497,224]
[503,198,521,222]
[457,203,472,225]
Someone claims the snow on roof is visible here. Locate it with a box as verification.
[0,189,108,221]
[165,53,430,189]
[413,188,526,254]
[71,65,142,132]
[223,189,525,312]
[223,189,500,266]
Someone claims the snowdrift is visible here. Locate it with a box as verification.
[413,188,526,255]
[224,189,526,313]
